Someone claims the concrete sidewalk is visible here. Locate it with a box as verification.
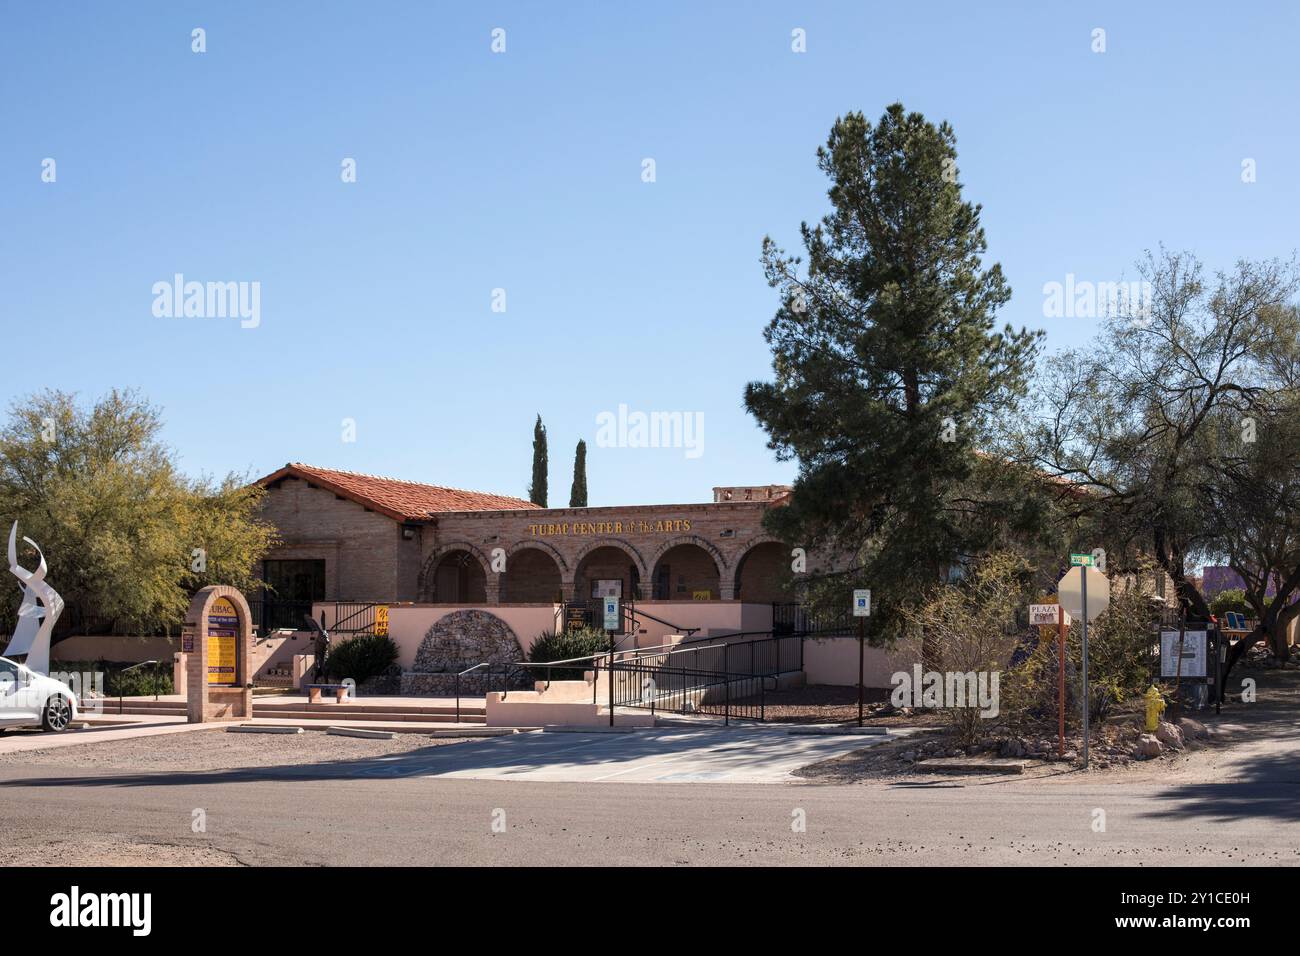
[333,726,913,783]
[0,717,222,755]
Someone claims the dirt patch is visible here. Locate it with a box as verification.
[13,840,244,867]
[747,684,950,728]
[0,727,465,772]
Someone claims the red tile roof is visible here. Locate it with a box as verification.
[255,463,540,522]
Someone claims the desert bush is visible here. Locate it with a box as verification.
[323,633,399,685]
[527,628,610,680]
[1067,584,1159,722]
[897,552,1039,744]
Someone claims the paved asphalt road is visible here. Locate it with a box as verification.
[0,727,1296,865]
[1,671,1296,866]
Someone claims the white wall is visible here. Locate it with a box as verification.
[802,636,920,688]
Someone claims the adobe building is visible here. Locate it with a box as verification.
[253,463,797,613]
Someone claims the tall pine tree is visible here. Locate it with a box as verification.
[528,414,548,507]
[569,439,588,507]
[744,105,1042,632]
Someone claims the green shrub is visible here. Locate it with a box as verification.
[527,628,611,680]
[1068,585,1160,722]
[1210,588,1252,619]
[104,661,174,697]
[324,634,399,685]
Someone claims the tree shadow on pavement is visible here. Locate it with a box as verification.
[0,727,868,790]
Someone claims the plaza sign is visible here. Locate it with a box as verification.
[1030,603,1070,627]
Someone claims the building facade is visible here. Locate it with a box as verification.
[254,464,795,610]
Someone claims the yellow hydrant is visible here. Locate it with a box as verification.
[1144,685,1166,732]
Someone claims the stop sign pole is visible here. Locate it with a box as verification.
[1081,566,1090,768]
[1060,555,1109,770]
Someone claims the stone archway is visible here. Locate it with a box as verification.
[501,545,564,602]
[418,543,492,603]
[650,540,723,600]
[733,540,793,603]
[573,541,647,603]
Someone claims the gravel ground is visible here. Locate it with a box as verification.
[0,727,466,772]
[744,683,950,727]
[22,840,244,867]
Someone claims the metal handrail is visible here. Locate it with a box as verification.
[328,601,382,633]
[449,632,800,724]
[454,661,499,724]
[621,603,701,637]
[117,660,161,714]
[610,658,772,725]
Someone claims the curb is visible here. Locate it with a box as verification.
[327,726,395,740]
[914,757,1026,775]
[787,726,890,736]
[228,725,304,735]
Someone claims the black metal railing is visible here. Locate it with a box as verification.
[454,633,803,725]
[773,602,853,636]
[597,633,801,724]
[326,602,382,634]
[605,659,770,723]
[620,602,701,637]
[245,598,315,636]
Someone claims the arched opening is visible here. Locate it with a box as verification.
[574,545,641,604]
[733,541,792,603]
[501,547,563,603]
[427,549,486,603]
[651,543,721,600]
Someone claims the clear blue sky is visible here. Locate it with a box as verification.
[3,2,1297,506]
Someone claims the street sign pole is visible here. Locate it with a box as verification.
[1058,605,1066,759]
[1081,569,1089,769]
[857,615,865,727]
[851,588,871,727]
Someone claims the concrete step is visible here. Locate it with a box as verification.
[100,699,488,723]
[259,708,486,724]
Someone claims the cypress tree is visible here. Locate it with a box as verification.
[569,439,588,507]
[528,414,548,507]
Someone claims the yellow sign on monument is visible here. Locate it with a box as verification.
[206,596,239,686]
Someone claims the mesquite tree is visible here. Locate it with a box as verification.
[1027,250,1300,666]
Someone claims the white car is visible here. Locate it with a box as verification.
[0,656,78,733]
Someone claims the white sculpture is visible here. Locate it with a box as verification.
[6,522,64,675]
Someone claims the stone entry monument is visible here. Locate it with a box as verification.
[400,609,526,695]
[182,585,253,722]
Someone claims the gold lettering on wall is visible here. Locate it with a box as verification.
[527,518,691,538]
